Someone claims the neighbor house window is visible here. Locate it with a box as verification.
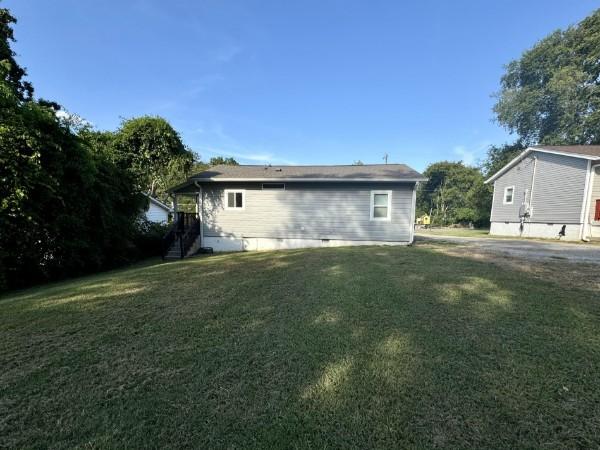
[370,190,392,221]
[225,189,245,210]
[595,199,600,221]
[262,183,285,190]
[503,186,514,205]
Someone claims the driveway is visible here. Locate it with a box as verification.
[415,233,600,264]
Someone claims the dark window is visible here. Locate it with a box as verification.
[226,190,244,208]
[595,199,600,221]
[262,183,285,190]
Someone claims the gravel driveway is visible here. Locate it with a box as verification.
[415,233,600,264]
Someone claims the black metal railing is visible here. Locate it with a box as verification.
[162,212,200,259]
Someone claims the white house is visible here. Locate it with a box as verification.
[143,194,173,223]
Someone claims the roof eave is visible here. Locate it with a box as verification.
[191,177,427,183]
[145,195,173,212]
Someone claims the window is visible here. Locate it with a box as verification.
[503,186,514,205]
[370,190,392,221]
[262,183,285,190]
[224,189,245,210]
[595,199,600,221]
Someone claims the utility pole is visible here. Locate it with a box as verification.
[383,153,389,164]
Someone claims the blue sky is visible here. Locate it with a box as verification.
[6,0,599,171]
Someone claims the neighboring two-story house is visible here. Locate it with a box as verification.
[485,145,600,241]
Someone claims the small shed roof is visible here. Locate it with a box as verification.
[144,193,173,212]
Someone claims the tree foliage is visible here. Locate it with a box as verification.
[0,76,144,289]
[417,162,490,227]
[209,156,238,166]
[481,140,526,179]
[0,7,32,100]
[494,10,600,144]
[111,116,195,201]
[0,7,145,290]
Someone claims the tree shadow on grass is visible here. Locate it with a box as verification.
[1,246,600,448]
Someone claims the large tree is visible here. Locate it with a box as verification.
[494,10,600,144]
[0,6,143,290]
[0,7,32,100]
[111,116,195,201]
[417,162,489,227]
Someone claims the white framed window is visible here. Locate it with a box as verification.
[370,190,392,221]
[224,189,245,210]
[503,186,514,205]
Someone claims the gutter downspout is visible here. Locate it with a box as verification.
[581,162,595,241]
[529,156,538,219]
[409,182,417,244]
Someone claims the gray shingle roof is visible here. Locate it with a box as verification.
[533,145,600,158]
[191,164,426,181]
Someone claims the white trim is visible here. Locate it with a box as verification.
[370,190,392,221]
[194,177,427,183]
[224,189,246,210]
[580,160,593,240]
[199,187,204,245]
[485,147,600,184]
[591,168,600,224]
[490,181,497,221]
[528,156,538,218]
[409,184,417,243]
[503,186,515,205]
[534,147,600,160]
[144,193,173,212]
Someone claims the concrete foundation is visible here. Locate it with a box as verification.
[490,222,582,241]
[203,236,411,252]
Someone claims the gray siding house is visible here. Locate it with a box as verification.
[168,164,425,253]
[486,145,600,241]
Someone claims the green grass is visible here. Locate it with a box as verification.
[416,227,490,237]
[1,246,600,449]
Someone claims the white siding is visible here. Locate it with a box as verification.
[145,203,169,223]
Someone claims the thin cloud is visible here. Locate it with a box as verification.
[453,145,476,166]
[215,44,242,63]
[186,74,224,97]
[453,141,492,166]
[198,146,298,165]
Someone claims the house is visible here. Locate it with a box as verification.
[485,145,600,241]
[143,194,173,223]
[166,164,426,255]
[416,214,431,226]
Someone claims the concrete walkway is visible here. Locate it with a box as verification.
[415,233,600,264]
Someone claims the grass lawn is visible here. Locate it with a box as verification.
[416,227,490,237]
[2,246,600,448]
